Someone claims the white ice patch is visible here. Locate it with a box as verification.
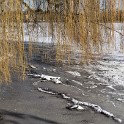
[90,85,97,89]
[52,69,56,72]
[106,85,116,91]
[67,71,81,77]
[43,67,46,70]
[84,58,124,86]
[37,87,56,95]
[51,78,62,84]
[72,80,82,86]
[70,104,85,110]
[27,74,41,78]
[116,98,124,103]
[28,73,62,84]
[41,74,60,81]
[29,65,37,69]
[42,67,56,72]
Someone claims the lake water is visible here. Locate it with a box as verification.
[24,22,124,87]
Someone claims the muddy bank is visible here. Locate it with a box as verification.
[0,60,123,124]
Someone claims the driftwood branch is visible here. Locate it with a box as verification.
[37,87,122,123]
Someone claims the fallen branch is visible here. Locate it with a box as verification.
[71,99,122,123]
[38,87,122,123]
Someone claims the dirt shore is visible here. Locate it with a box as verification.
[0,60,123,124]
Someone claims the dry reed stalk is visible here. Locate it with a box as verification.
[0,0,26,82]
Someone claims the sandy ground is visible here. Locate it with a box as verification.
[0,60,124,124]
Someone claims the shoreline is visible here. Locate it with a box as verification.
[0,60,123,124]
